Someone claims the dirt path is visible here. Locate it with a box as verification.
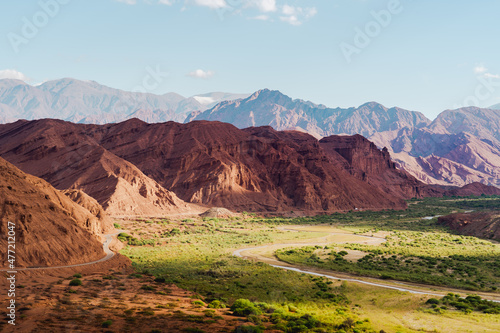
[233,225,500,303]
[0,231,122,272]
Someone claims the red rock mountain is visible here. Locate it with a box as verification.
[1,119,497,215]
[0,119,192,216]
[319,135,442,200]
[0,119,410,213]
[0,157,106,267]
[94,120,407,212]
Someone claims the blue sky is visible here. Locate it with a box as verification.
[0,0,499,119]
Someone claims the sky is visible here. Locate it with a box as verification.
[0,0,499,119]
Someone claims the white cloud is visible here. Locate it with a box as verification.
[473,65,500,80]
[115,0,137,4]
[280,5,317,26]
[193,0,226,8]
[474,65,487,74]
[114,0,317,25]
[0,69,30,82]
[248,0,276,13]
[187,69,215,79]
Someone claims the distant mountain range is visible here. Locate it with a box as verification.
[0,78,249,124]
[189,90,500,189]
[1,79,499,189]
[188,89,431,138]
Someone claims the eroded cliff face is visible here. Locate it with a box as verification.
[0,157,105,267]
[320,135,395,178]
[319,134,443,200]
[63,189,114,234]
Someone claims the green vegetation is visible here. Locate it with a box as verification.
[69,278,82,286]
[426,294,500,314]
[119,196,500,332]
[275,196,500,292]
[276,227,500,291]
[118,232,155,246]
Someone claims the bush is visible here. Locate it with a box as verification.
[207,300,226,309]
[69,278,82,286]
[101,320,113,328]
[73,273,82,278]
[230,299,262,317]
[426,298,440,305]
[193,300,205,307]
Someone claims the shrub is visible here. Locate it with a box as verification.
[208,300,226,309]
[230,299,262,317]
[69,279,82,286]
[426,298,440,305]
[193,300,205,307]
[101,320,112,328]
[73,273,82,278]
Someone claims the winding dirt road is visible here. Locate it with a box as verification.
[0,231,121,272]
[233,226,500,303]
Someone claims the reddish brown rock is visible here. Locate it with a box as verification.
[0,157,105,267]
[1,119,498,215]
[319,134,442,200]
[0,119,194,216]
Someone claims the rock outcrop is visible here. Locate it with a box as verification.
[0,157,105,267]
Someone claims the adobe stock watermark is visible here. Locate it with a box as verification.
[454,74,500,109]
[7,0,71,54]
[130,65,169,94]
[115,64,169,110]
[6,221,17,326]
[340,0,405,64]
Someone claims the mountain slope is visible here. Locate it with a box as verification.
[0,157,105,267]
[428,107,500,146]
[0,119,194,216]
[188,89,431,138]
[96,120,410,212]
[319,134,442,199]
[369,128,500,188]
[0,78,249,124]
